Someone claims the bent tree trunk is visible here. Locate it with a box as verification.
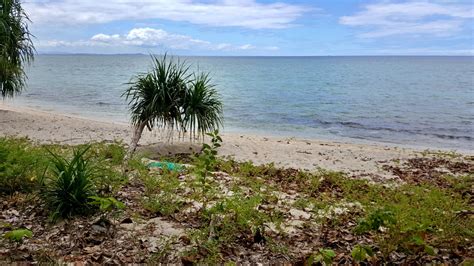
[125,121,146,160]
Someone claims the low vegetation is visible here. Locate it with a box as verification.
[0,136,472,264]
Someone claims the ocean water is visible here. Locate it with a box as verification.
[9,55,474,150]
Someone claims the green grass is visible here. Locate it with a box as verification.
[0,138,126,220]
[142,169,186,216]
[0,138,48,194]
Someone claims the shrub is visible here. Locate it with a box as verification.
[42,146,97,219]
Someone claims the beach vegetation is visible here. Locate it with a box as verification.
[0,138,46,194]
[0,0,35,98]
[307,248,337,265]
[183,73,223,140]
[351,244,374,263]
[88,195,125,224]
[143,167,185,216]
[123,54,223,158]
[3,228,32,242]
[192,130,222,202]
[88,195,125,212]
[0,137,472,264]
[41,146,97,219]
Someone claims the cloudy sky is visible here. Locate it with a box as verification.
[25,0,473,55]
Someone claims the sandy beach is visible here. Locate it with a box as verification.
[1,103,470,179]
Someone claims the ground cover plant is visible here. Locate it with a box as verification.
[0,136,473,264]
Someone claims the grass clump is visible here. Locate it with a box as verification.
[42,146,97,219]
[87,141,126,166]
[78,142,127,194]
[143,169,185,216]
[0,138,47,194]
[188,191,271,262]
[349,182,473,258]
[355,208,396,234]
[204,192,268,243]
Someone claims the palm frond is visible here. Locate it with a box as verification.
[183,72,223,139]
[123,53,223,146]
[122,54,191,132]
[0,0,35,98]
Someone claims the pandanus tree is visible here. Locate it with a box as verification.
[123,54,223,158]
[0,0,35,98]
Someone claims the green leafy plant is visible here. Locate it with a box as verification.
[89,196,125,212]
[89,196,125,223]
[194,130,222,182]
[42,146,97,219]
[351,244,374,263]
[355,208,396,234]
[307,248,336,265]
[188,130,223,211]
[4,228,32,242]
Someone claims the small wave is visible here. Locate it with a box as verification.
[339,121,364,127]
[431,133,473,141]
[315,120,473,141]
[96,101,120,106]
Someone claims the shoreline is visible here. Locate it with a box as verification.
[4,101,472,154]
[1,102,472,179]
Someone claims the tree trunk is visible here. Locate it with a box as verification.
[125,121,146,160]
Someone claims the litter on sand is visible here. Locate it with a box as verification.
[142,158,187,172]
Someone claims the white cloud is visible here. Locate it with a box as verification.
[374,47,474,55]
[24,0,309,29]
[118,28,211,49]
[264,46,280,51]
[238,44,256,50]
[340,1,473,38]
[39,27,276,52]
[90,33,121,43]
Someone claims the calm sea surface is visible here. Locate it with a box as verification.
[9,55,474,150]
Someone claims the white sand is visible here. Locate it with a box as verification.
[1,103,468,178]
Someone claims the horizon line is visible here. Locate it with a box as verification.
[36,53,474,57]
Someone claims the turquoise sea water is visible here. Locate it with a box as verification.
[9,55,474,150]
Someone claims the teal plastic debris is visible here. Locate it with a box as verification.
[147,161,185,172]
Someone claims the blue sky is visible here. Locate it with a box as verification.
[26,0,474,55]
